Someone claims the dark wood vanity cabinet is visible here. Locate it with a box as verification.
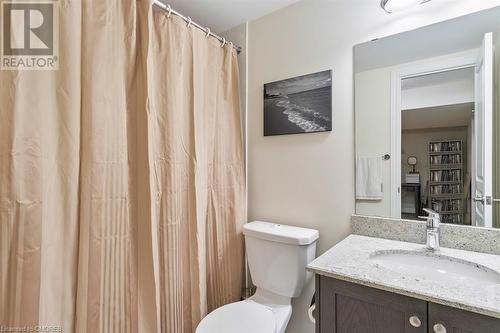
[428,303,500,333]
[316,276,500,333]
[316,276,427,333]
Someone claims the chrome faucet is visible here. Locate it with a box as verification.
[420,208,440,251]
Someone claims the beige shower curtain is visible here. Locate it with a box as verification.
[0,1,245,332]
[147,10,245,332]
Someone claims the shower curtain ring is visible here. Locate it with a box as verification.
[187,17,192,28]
[205,27,211,38]
[166,5,172,18]
[221,38,226,48]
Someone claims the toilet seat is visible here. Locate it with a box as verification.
[196,300,276,333]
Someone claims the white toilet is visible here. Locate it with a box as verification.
[196,221,319,333]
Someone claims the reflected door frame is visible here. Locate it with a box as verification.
[473,32,494,228]
[389,50,478,219]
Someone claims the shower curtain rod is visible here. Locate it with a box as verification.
[152,1,242,54]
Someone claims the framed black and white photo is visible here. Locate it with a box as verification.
[263,70,332,136]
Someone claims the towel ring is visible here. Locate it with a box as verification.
[205,27,211,38]
[166,5,172,18]
[186,17,192,28]
[221,38,226,48]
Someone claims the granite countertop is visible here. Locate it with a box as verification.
[307,234,500,319]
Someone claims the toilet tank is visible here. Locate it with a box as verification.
[243,221,319,298]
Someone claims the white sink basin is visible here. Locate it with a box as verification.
[370,250,500,285]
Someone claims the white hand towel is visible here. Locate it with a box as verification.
[356,157,383,200]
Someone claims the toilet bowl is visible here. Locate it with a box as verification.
[195,294,291,333]
[196,221,319,333]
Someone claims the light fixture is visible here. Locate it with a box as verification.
[380,0,430,13]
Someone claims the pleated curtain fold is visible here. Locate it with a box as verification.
[148,11,245,332]
[0,1,245,332]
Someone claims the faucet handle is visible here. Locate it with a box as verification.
[418,209,434,220]
[419,208,440,228]
[423,208,439,217]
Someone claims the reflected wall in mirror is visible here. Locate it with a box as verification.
[354,7,500,228]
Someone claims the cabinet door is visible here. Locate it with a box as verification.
[429,302,500,333]
[317,276,427,333]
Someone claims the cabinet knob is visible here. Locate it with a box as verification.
[408,315,421,328]
[433,323,447,333]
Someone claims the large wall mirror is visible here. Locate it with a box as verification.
[354,7,500,228]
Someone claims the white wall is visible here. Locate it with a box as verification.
[246,1,500,332]
[402,79,474,110]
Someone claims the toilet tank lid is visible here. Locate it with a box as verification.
[243,221,319,245]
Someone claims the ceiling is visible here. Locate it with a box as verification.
[402,67,474,90]
[161,0,300,33]
[354,6,500,72]
[402,103,473,130]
